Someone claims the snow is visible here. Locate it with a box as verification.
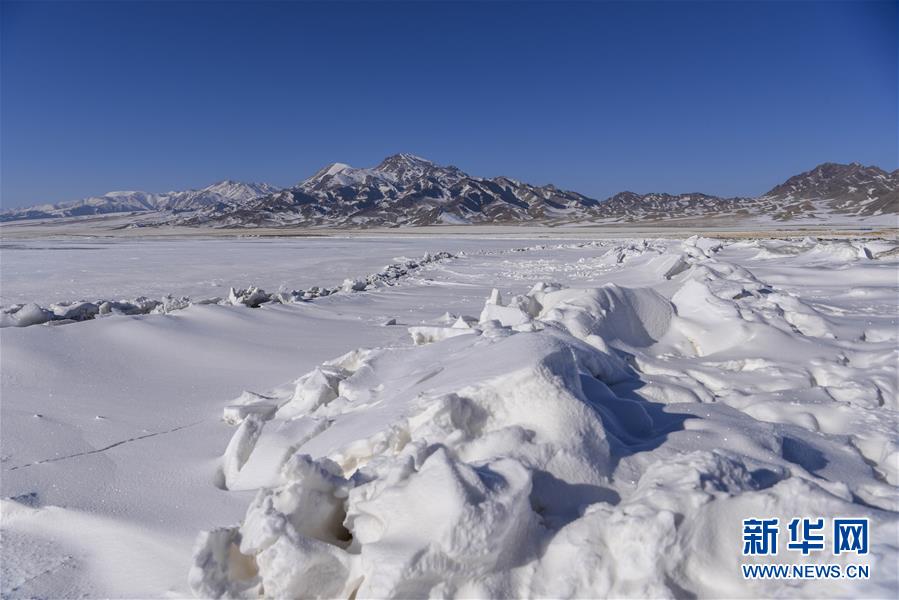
[325,163,351,175]
[303,163,391,189]
[437,212,470,225]
[1,234,897,598]
[0,237,534,308]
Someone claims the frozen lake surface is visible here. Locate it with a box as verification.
[0,237,547,307]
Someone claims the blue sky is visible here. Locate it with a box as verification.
[1,1,896,208]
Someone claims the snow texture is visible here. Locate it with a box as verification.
[189,236,897,599]
[2,234,896,598]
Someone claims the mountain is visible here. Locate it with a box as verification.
[0,180,280,222]
[160,181,280,211]
[566,163,898,225]
[2,156,896,227]
[176,153,600,227]
[758,162,899,219]
[587,192,748,223]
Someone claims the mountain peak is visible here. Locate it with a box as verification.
[300,161,390,192]
[378,153,434,167]
[200,180,279,201]
[321,162,353,176]
[373,153,468,188]
[807,161,883,177]
[374,153,437,175]
[760,161,898,217]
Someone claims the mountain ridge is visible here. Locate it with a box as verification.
[1,180,280,222]
[2,156,896,226]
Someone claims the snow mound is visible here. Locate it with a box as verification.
[191,277,899,598]
[537,284,673,348]
[192,325,619,597]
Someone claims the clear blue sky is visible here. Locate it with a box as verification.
[1,1,896,208]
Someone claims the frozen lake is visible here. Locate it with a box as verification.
[1,234,897,598]
[0,237,549,307]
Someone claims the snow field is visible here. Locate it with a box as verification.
[188,236,898,598]
[0,237,550,309]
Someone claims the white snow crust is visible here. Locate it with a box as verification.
[1,234,897,598]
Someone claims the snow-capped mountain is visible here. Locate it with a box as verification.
[177,153,600,227]
[2,156,896,227]
[0,180,279,222]
[301,155,468,193]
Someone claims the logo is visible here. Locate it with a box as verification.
[741,517,870,580]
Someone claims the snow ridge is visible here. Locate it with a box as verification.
[0,251,456,328]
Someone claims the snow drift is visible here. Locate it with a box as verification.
[190,238,898,598]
